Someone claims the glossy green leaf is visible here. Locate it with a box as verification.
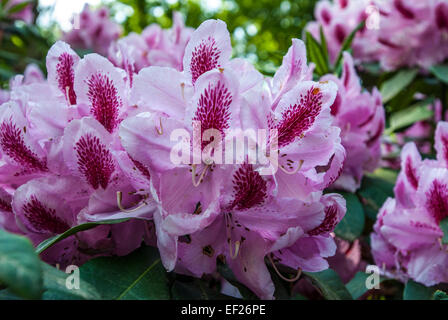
[403,280,437,300]
[380,69,418,103]
[291,293,308,300]
[78,246,170,300]
[5,0,31,14]
[319,25,329,70]
[430,64,448,84]
[35,218,130,254]
[41,262,101,300]
[171,279,234,300]
[334,192,365,242]
[0,229,43,299]
[0,288,21,300]
[358,171,396,221]
[346,271,386,299]
[303,269,353,300]
[333,21,365,71]
[432,290,448,300]
[439,217,448,245]
[305,31,329,76]
[386,101,433,134]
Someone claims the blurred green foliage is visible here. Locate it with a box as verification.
[0,0,54,86]
[110,0,318,75]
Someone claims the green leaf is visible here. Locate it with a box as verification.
[0,288,21,300]
[5,0,31,14]
[35,218,130,254]
[358,171,396,221]
[334,192,365,242]
[1,0,10,9]
[333,21,365,71]
[432,290,448,300]
[386,101,434,134]
[0,229,43,299]
[403,280,437,300]
[78,246,170,300]
[291,293,308,300]
[171,279,234,300]
[439,217,448,245]
[430,64,448,84]
[380,69,418,103]
[303,269,353,300]
[41,262,101,300]
[305,31,329,76]
[346,272,370,300]
[346,272,386,299]
[319,26,329,70]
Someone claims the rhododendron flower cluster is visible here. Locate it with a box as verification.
[108,12,194,73]
[371,121,448,286]
[307,0,448,70]
[320,52,385,192]
[0,19,349,299]
[63,5,122,56]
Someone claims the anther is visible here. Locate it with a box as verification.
[180,82,185,101]
[279,159,304,175]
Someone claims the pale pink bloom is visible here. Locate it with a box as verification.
[307,0,448,70]
[63,5,122,56]
[321,52,385,192]
[108,12,194,74]
[119,20,346,298]
[371,121,448,286]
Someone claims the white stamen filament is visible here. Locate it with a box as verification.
[229,240,241,260]
[65,86,71,105]
[180,83,185,101]
[268,254,302,282]
[224,213,241,260]
[155,118,163,135]
[117,191,147,213]
[191,164,210,187]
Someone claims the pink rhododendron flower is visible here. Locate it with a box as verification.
[306,0,380,64]
[0,40,154,267]
[371,122,448,286]
[321,52,385,192]
[0,17,349,299]
[108,12,194,73]
[120,19,346,299]
[63,5,122,56]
